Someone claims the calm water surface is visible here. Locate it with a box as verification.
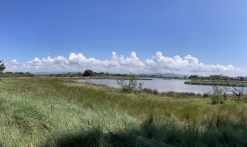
[77,78,212,94]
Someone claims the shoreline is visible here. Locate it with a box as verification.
[40,76,154,81]
[185,80,247,87]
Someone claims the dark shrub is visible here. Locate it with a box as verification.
[83,69,93,76]
[166,91,176,97]
[177,92,184,98]
[197,93,202,97]
[143,88,153,94]
[188,92,196,97]
[160,92,167,97]
[203,93,209,98]
[153,89,159,95]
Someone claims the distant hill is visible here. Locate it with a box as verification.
[31,72,189,78]
[139,73,189,78]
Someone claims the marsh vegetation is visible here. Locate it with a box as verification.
[0,78,247,146]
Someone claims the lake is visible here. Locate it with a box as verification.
[77,78,213,94]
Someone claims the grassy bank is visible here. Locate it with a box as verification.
[0,78,247,146]
[185,80,247,87]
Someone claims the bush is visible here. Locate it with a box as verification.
[153,89,159,95]
[83,69,93,76]
[117,73,143,93]
[143,88,153,94]
[188,92,196,97]
[210,86,224,105]
[166,91,176,97]
[144,90,200,98]
[203,93,209,98]
[197,93,202,97]
[231,87,246,101]
[159,92,167,97]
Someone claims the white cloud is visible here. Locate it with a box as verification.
[184,55,198,65]
[4,59,20,70]
[4,51,243,76]
[111,51,144,67]
[145,52,242,75]
[9,59,20,64]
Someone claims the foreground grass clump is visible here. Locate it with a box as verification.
[0,78,247,146]
[0,78,139,146]
[42,117,247,147]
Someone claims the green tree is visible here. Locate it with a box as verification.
[83,69,93,76]
[189,75,199,80]
[117,73,143,93]
[0,60,6,72]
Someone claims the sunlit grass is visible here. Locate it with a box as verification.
[0,78,139,146]
[0,77,247,146]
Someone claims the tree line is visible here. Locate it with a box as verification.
[189,75,245,81]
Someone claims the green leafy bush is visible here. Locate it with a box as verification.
[83,69,93,76]
[210,86,224,104]
[117,73,143,93]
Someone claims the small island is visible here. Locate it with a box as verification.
[185,74,247,87]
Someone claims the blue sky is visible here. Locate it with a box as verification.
[1,0,247,76]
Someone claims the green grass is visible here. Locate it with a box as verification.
[0,78,139,146]
[0,78,247,146]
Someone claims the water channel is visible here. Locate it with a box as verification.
[77,78,213,94]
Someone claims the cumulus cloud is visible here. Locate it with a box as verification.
[4,51,243,75]
[111,52,144,67]
[145,52,242,74]
[9,59,20,64]
[16,52,145,73]
[23,56,70,71]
